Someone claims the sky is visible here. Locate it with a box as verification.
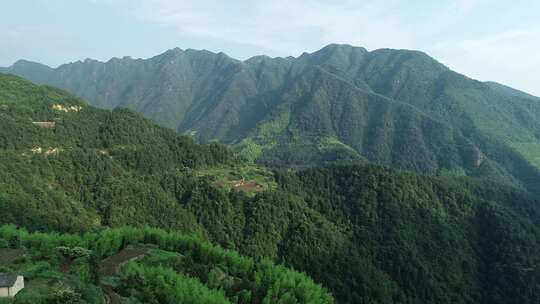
[1,0,539,96]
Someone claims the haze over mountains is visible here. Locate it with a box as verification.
[2,44,540,193]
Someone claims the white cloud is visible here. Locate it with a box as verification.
[431,27,540,95]
[129,0,416,56]
[453,0,484,14]
[0,26,79,66]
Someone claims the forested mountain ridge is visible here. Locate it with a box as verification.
[1,74,540,303]
[3,44,540,192]
[0,73,237,232]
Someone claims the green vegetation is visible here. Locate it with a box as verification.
[0,73,237,232]
[4,44,540,192]
[0,74,540,303]
[276,165,540,303]
[0,225,333,304]
[511,142,540,169]
[234,137,266,162]
[196,165,277,195]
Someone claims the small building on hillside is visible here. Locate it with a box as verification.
[0,274,24,298]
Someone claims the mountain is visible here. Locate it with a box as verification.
[0,60,53,84]
[3,45,540,193]
[1,74,540,303]
[485,81,540,100]
[0,73,238,233]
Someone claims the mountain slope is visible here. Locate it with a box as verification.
[0,73,237,232]
[1,75,540,303]
[0,225,333,304]
[3,45,540,192]
[278,165,540,304]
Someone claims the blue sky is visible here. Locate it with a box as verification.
[1,0,539,96]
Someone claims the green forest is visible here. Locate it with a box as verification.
[0,225,332,304]
[5,45,540,194]
[0,73,540,303]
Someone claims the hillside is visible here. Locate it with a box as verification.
[0,75,540,303]
[3,45,540,192]
[0,73,238,232]
[0,225,333,304]
[277,165,540,303]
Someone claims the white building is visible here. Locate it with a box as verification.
[0,274,24,298]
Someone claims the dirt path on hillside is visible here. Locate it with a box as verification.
[0,248,24,264]
[100,246,149,304]
[102,284,123,304]
[101,247,148,276]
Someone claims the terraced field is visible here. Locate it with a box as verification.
[196,165,277,195]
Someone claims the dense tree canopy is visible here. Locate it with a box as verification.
[0,74,539,303]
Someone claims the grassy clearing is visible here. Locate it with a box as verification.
[196,165,277,195]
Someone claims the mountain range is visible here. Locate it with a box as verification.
[1,73,540,303]
[2,44,540,193]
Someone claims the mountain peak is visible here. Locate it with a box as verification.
[319,43,368,53]
[11,59,51,69]
[305,44,369,59]
[3,60,54,84]
[154,47,236,63]
[167,47,184,54]
[154,47,185,59]
[296,43,369,67]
